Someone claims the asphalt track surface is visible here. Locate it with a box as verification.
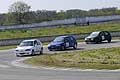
[0,40,120,80]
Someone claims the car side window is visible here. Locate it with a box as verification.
[100,32,105,40]
[34,40,38,46]
[99,32,103,36]
[64,37,70,42]
[104,32,109,35]
[70,36,74,41]
[64,37,70,47]
[37,40,41,45]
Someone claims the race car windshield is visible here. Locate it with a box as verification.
[19,41,33,46]
[53,37,64,42]
[90,32,100,37]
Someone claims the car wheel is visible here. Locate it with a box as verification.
[31,50,35,55]
[85,41,89,44]
[61,46,65,50]
[107,39,111,43]
[40,48,43,55]
[95,39,101,44]
[49,49,52,51]
[73,44,77,49]
[16,54,21,57]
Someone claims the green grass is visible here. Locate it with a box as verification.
[0,45,16,50]
[0,22,120,39]
[25,47,120,70]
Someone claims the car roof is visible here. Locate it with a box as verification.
[22,39,38,42]
[57,36,68,38]
[92,31,101,33]
[57,35,74,38]
[92,31,109,33]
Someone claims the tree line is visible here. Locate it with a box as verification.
[0,1,120,26]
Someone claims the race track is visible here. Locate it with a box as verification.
[0,40,120,80]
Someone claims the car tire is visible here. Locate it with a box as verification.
[40,48,43,55]
[49,49,52,51]
[31,50,35,56]
[16,54,21,57]
[95,39,101,44]
[107,39,111,43]
[61,46,65,51]
[85,41,89,44]
[73,44,77,49]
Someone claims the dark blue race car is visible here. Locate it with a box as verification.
[48,36,77,51]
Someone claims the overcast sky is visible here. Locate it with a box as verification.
[0,0,120,13]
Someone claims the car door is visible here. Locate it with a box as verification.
[34,40,39,52]
[100,32,105,41]
[104,31,110,40]
[36,40,42,52]
[69,36,75,46]
[64,37,70,48]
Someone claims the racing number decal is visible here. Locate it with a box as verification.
[66,42,69,47]
[102,36,105,40]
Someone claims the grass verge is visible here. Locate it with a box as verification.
[0,45,16,50]
[0,22,120,39]
[25,47,120,70]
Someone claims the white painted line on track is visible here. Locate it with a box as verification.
[11,57,38,69]
[0,64,10,68]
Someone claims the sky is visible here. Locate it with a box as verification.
[0,0,120,13]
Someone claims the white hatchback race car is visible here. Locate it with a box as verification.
[15,39,43,57]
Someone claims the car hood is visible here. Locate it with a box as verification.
[16,46,33,50]
[86,36,96,39]
[48,42,63,46]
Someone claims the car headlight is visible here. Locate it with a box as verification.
[85,38,87,41]
[48,44,51,47]
[25,49,31,51]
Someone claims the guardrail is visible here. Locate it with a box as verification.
[0,31,119,46]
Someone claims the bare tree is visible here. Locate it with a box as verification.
[8,1,31,24]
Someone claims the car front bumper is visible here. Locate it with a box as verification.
[48,45,62,51]
[15,50,32,56]
[85,39,96,44]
